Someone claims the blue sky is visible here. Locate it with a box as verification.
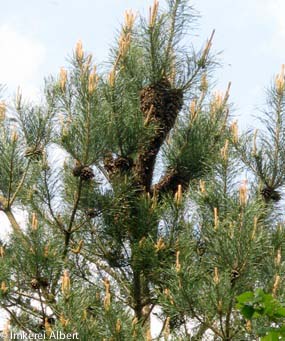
[0,0,284,331]
[194,0,285,127]
[0,0,154,98]
[0,0,284,127]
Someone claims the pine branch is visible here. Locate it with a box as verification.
[191,323,209,340]
[182,30,215,91]
[165,0,180,60]
[4,209,22,233]
[225,297,234,340]
[2,307,31,334]
[42,169,65,231]
[7,142,16,206]
[64,178,83,255]
[82,251,131,298]
[9,159,31,206]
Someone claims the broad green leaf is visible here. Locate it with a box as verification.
[236,291,254,304]
[261,331,280,341]
[241,305,255,319]
[274,307,285,318]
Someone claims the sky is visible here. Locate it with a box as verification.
[0,0,285,333]
[194,0,285,127]
[0,0,284,124]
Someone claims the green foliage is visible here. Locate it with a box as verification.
[234,69,285,195]
[165,102,228,182]
[0,126,26,198]
[0,1,285,340]
[237,289,285,340]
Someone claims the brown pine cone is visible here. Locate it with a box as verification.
[261,187,281,202]
[30,278,40,290]
[24,146,43,161]
[72,165,83,177]
[80,166,94,180]
[230,269,240,284]
[38,277,49,288]
[86,208,99,218]
[103,154,115,173]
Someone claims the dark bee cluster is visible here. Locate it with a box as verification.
[140,78,183,130]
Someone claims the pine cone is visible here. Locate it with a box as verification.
[72,165,83,177]
[24,146,43,161]
[31,277,49,290]
[80,166,94,180]
[103,154,115,174]
[39,317,55,330]
[114,156,133,173]
[105,249,126,268]
[261,187,281,202]
[104,154,133,175]
[30,278,40,290]
[196,239,206,256]
[86,208,99,218]
[169,314,185,331]
[230,269,240,285]
[38,277,49,288]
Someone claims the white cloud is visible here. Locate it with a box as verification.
[255,0,285,52]
[0,25,46,97]
[265,0,285,34]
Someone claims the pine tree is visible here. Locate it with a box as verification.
[0,1,285,340]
